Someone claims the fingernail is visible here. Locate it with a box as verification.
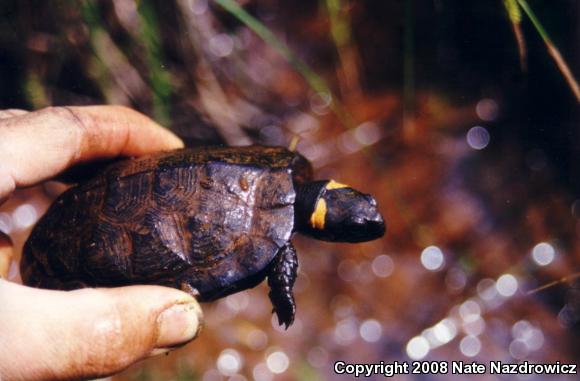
[166,133,185,149]
[155,301,203,349]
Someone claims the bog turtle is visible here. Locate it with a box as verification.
[21,145,385,327]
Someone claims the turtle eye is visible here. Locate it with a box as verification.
[366,195,377,207]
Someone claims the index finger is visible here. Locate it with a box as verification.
[0,105,184,200]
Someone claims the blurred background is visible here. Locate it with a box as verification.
[1,0,579,380]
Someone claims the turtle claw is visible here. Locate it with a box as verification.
[280,314,294,330]
[268,244,298,329]
[180,282,201,298]
[271,298,295,329]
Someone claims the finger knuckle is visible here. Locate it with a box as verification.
[44,106,89,133]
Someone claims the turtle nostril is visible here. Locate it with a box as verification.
[368,214,386,237]
[367,211,383,224]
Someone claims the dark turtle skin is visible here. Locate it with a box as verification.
[21,145,385,328]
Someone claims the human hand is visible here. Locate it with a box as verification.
[0,106,203,381]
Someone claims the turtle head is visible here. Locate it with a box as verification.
[295,180,385,243]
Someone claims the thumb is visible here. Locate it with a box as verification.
[0,280,203,381]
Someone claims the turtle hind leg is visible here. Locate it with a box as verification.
[267,243,298,329]
[20,247,88,290]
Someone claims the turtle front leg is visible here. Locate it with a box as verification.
[267,243,298,329]
[180,281,201,298]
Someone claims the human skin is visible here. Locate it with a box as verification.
[0,106,203,381]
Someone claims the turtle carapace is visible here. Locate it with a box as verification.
[21,146,385,328]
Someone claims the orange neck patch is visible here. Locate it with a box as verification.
[310,198,327,230]
[325,180,349,190]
